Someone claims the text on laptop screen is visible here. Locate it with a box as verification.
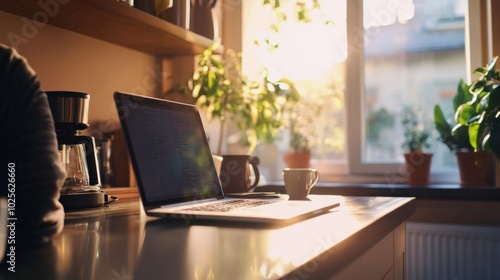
[118,95,222,203]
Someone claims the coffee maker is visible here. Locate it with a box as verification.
[47,91,108,209]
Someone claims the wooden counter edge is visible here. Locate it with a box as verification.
[104,187,139,200]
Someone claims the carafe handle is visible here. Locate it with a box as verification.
[80,136,101,186]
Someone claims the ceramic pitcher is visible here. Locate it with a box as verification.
[219,155,260,193]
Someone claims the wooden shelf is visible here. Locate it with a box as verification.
[0,0,219,55]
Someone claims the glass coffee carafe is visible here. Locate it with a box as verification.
[58,135,101,194]
[47,91,102,206]
[60,143,89,187]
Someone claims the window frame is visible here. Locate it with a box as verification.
[234,0,487,184]
[318,0,484,183]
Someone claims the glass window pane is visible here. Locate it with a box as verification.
[242,0,347,162]
[363,0,466,173]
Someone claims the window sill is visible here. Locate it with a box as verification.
[256,182,500,201]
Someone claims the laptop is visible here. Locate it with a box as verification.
[114,92,339,224]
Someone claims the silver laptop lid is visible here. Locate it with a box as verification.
[114,92,223,208]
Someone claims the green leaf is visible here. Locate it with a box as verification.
[470,80,485,96]
[468,122,480,150]
[324,20,335,26]
[488,121,500,159]
[192,84,201,99]
[250,105,258,125]
[453,79,471,111]
[482,133,491,151]
[486,86,500,120]
[455,103,476,125]
[207,71,216,91]
[210,57,223,70]
[473,67,488,78]
[452,124,473,150]
[479,122,489,151]
[434,105,451,131]
[434,105,455,150]
[202,47,212,58]
[486,56,498,72]
[467,114,481,125]
[297,10,306,22]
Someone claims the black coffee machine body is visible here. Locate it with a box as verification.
[47,91,107,209]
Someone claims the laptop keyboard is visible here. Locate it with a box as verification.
[183,199,276,212]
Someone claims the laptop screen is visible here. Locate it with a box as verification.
[114,92,223,206]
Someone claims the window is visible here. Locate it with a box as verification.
[242,0,347,169]
[242,0,482,183]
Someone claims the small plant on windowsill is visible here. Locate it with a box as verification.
[401,106,432,152]
[454,56,500,156]
[454,56,500,186]
[401,106,433,186]
[283,90,321,168]
[434,56,500,186]
[433,79,491,186]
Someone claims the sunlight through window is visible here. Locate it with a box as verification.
[243,0,347,163]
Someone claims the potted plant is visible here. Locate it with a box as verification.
[456,56,500,151]
[283,92,321,168]
[165,43,289,155]
[455,56,500,186]
[434,57,500,186]
[401,106,433,186]
[434,79,494,186]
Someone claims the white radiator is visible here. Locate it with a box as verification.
[406,222,500,280]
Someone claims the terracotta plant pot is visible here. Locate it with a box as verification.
[284,151,311,168]
[404,152,433,186]
[456,151,495,187]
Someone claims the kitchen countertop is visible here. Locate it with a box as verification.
[1,195,415,280]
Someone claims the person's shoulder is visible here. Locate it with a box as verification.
[0,44,29,73]
[0,44,30,65]
[0,44,39,88]
[0,44,17,62]
[0,44,43,124]
[0,43,13,54]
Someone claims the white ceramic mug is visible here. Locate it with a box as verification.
[282,168,320,200]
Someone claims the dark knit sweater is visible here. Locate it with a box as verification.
[0,44,65,249]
